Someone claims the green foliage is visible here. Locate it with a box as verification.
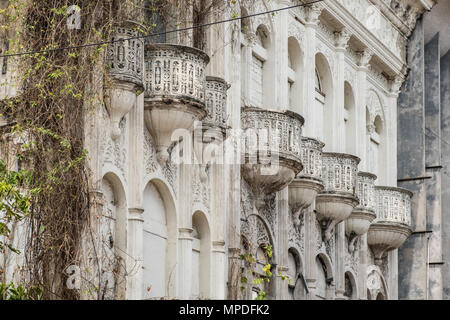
[0,282,42,300]
[240,245,290,300]
[0,158,32,253]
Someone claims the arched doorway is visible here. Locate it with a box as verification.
[100,173,127,300]
[191,210,211,299]
[142,179,177,299]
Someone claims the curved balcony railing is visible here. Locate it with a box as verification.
[368,186,412,264]
[320,153,359,197]
[204,76,228,129]
[297,137,324,182]
[106,25,144,88]
[241,107,304,211]
[144,43,210,107]
[345,172,377,251]
[354,172,377,214]
[288,137,324,229]
[374,186,412,226]
[143,44,210,164]
[241,107,304,167]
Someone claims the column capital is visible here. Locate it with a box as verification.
[356,49,373,69]
[128,207,145,221]
[334,29,351,52]
[304,3,324,26]
[178,227,194,240]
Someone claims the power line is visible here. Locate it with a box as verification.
[0,0,324,59]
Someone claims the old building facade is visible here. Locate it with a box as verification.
[0,0,437,300]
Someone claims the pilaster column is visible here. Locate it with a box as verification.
[126,207,144,299]
[335,222,346,300]
[211,162,228,299]
[275,188,290,300]
[386,77,403,300]
[302,4,323,299]
[178,226,194,299]
[178,163,193,299]
[304,206,316,299]
[334,29,351,153]
[224,14,242,299]
[303,3,323,138]
[126,85,145,299]
[359,233,368,299]
[355,49,373,171]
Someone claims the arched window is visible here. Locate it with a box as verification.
[315,53,333,148]
[344,272,357,300]
[146,0,167,44]
[315,255,328,299]
[288,37,303,114]
[249,25,271,108]
[287,249,306,300]
[366,91,386,183]
[240,6,250,33]
[344,82,356,154]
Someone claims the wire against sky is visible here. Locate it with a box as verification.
[0,0,324,59]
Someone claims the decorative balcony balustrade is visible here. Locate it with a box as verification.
[106,26,144,86]
[315,153,360,242]
[204,76,228,129]
[104,25,144,139]
[144,44,209,106]
[345,172,377,252]
[288,137,324,229]
[367,186,412,265]
[144,44,210,164]
[194,76,228,181]
[373,186,412,225]
[241,107,304,211]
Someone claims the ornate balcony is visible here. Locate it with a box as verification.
[345,172,377,252]
[241,107,304,211]
[144,44,209,164]
[194,76,228,181]
[288,137,324,229]
[367,186,412,265]
[105,25,144,139]
[315,153,360,242]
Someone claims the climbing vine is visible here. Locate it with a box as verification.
[0,0,249,300]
